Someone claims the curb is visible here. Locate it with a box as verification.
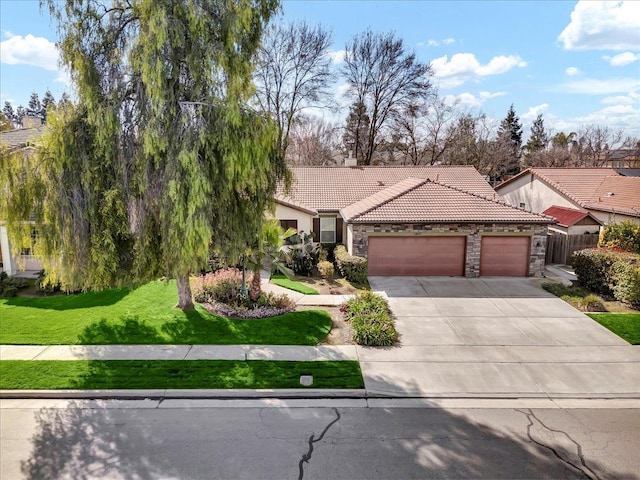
[0,389,367,400]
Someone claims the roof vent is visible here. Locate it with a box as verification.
[605,192,614,197]
[377,180,385,186]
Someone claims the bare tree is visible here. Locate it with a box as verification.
[443,113,495,176]
[342,30,433,165]
[254,21,333,158]
[287,115,340,166]
[573,125,626,166]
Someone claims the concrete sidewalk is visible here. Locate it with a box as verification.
[0,344,358,361]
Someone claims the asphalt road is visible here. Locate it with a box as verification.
[1,399,639,480]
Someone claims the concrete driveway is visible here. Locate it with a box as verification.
[359,277,640,398]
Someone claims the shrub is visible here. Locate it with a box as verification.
[541,282,606,311]
[0,272,28,297]
[317,261,334,280]
[609,261,640,308]
[340,292,397,346]
[599,222,640,254]
[580,294,607,312]
[571,249,616,295]
[192,268,244,304]
[286,233,320,276]
[203,292,296,319]
[572,248,640,307]
[334,245,368,284]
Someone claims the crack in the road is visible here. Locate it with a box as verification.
[516,408,601,480]
[297,407,341,480]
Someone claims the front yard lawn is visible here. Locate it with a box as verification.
[587,313,640,345]
[0,360,364,390]
[270,274,319,295]
[0,281,331,345]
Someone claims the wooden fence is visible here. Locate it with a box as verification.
[545,234,599,265]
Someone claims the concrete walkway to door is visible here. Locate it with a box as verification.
[360,277,640,399]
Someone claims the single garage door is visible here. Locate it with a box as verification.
[368,236,466,276]
[480,236,530,276]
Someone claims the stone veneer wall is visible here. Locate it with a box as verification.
[350,223,548,277]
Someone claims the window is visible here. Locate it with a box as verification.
[519,202,526,209]
[20,229,38,256]
[279,219,298,231]
[320,217,336,243]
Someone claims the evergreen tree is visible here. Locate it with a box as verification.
[495,104,523,179]
[41,89,56,121]
[342,101,370,163]
[26,92,42,118]
[523,114,548,166]
[2,102,16,128]
[2,0,283,311]
[15,105,26,124]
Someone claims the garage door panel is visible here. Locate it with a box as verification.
[368,236,466,276]
[480,236,530,276]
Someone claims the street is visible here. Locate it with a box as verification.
[1,399,639,480]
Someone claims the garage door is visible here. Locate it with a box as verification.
[368,236,466,276]
[480,236,530,276]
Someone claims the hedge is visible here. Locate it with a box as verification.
[599,221,640,254]
[334,245,368,284]
[572,248,640,308]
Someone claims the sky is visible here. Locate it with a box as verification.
[1,0,639,138]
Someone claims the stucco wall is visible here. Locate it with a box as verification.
[273,204,313,234]
[350,223,548,277]
[589,210,640,225]
[498,176,578,213]
[0,225,43,275]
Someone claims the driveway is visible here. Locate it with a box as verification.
[359,277,640,398]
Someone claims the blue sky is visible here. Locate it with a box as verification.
[1,0,639,137]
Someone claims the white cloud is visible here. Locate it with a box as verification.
[558,0,640,51]
[601,92,639,105]
[479,91,506,100]
[431,53,527,88]
[574,104,639,131]
[603,51,639,66]
[443,90,506,109]
[325,49,347,64]
[0,33,59,71]
[565,66,581,76]
[521,103,549,121]
[557,77,640,94]
[418,38,455,48]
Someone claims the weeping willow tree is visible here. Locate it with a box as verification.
[0,0,288,311]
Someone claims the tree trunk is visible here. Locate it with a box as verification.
[250,269,261,303]
[176,273,195,311]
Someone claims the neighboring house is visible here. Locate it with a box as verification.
[275,166,554,277]
[541,206,602,236]
[496,168,640,225]
[0,125,45,276]
[604,149,640,169]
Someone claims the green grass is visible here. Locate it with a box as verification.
[270,275,319,295]
[0,360,364,390]
[0,281,331,345]
[587,313,640,345]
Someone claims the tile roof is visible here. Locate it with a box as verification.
[0,127,45,150]
[279,166,497,211]
[499,168,640,217]
[341,180,554,224]
[541,205,602,227]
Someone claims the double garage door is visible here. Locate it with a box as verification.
[367,236,530,276]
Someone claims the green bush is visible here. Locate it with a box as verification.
[334,245,368,284]
[317,261,334,280]
[580,294,607,312]
[340,292,397,346]
[609,261,640,308]
[599,221,640,254]
[572,248,640,307]
[571,249,616,295]
[0,272,28,297]
[192,268,244,304]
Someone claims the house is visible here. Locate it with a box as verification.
[495,168,640,225]
[541,206,602,236]
[0,126,45,276]
[275,166,554,277]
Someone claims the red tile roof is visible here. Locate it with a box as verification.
[279,166,497,212]
[541,205,602,227]
[341,180,554,224]
[498,168,640,217]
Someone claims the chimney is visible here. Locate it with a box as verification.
[21,116,43,128]
[344,150,357,167]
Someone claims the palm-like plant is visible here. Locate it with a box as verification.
[243,220,296,302]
